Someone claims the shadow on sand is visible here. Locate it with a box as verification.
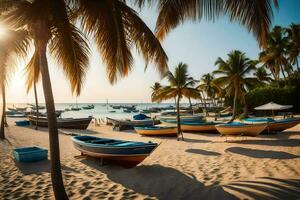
[223,177,300,200]
[226,147,300,159]
[230,138,300,147]
[186,149,221,156]
[80,157,300,200]
[80,158,237,200]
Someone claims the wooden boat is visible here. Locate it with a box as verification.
[72,135,158,167]
[106,117,160,128]
[14,146,48,163]
[215,122,267,137]
[243,117,300,132]
[160,114,204,123]
[181,122,222,132]
[28,115,92,129]
[134,126,177,136]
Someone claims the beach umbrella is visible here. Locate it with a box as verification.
[254,102,293,110]
[254,102,293,116]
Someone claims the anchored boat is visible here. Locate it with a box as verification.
[215,122,267,137]
[72,135,158,167]
[28,115,92,129]
[134,126,177,136]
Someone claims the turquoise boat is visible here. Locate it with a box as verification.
[72,136,158,167]
[243,117,300,132]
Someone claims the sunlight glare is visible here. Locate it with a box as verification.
[0,24,7,38]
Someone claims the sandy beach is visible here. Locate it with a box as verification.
[0,118,300,200]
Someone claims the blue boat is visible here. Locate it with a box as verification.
[15,120,30,126]
[72,136,158,167]
[14,146,48,162]
[243,117,300,132]
[134,126,177,136]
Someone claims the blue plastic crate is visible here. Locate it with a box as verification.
[15,120,30,126]
[13,146,48,162]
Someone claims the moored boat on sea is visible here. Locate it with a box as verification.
[134,126,177,136]
[243,117,300,132]
[72,135,158,167]
[82,104,95,110]
[28,115,92,129]
[215,122,267,137]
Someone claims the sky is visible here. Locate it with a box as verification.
[5,0,300,103]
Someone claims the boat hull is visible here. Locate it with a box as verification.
[134,126,177,136]
[106,117,160,129]
[161,121,221,132]
[72,136,158,167]
[28,116,92,129]
[216,123,267,137]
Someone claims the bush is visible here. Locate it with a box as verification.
[245,86,300,112]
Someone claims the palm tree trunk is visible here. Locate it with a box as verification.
[0,83,6,139]
[38,45,69,200]
[229,86,238,123]
[176,95,183,141]
[34,82,39,130]
[280,65,287,81]
[188,97,192,110]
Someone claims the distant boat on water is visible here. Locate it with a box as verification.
[72,135,158,167]
[82,104,95,110]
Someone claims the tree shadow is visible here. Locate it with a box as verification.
[223,177,300,200]
[183,138,212,143]
[79,158,237,200]
[186,149,221,156]
[230,139,300,147]
[226,147,300,159]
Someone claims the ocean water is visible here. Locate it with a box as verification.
[6,103,188,119]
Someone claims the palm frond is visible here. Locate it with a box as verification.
[25,50,39,93]
[49,23,90,96]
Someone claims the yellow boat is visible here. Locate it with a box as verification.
[162,121,222,132]
[215,122,267,137]
[134,126,177,136]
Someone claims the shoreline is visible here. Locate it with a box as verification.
[1,118,300,199]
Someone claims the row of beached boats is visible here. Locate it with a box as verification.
[72,117,300,167]
[133,116,300,137]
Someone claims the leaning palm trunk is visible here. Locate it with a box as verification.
[0,83,6,139]
[33,82,39,130]
[188,97,192,110]
[280,65,287,81]
[38,43,68,200]
[229,87,239,123]
[176,95,183,141]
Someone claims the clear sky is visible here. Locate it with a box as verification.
[6,0,300,103]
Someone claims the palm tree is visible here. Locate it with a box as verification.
[136,0,278,47]
[259,26,291,81]
[0,29,29,139]
[150,82,162,100]
[2,1,168,199]
[213,50,257,122]
[254,66,273,85]
[197,73,220,110]
[286,23,300,71]
[152,63,200,140]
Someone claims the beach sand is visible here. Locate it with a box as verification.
[0,118,300,200]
